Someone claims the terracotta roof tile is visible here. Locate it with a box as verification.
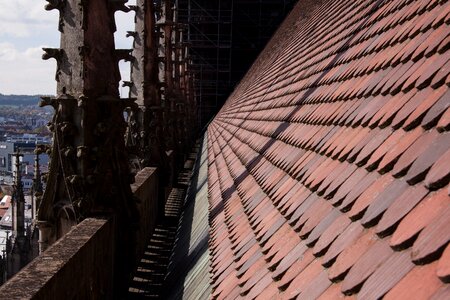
[392,89,447,129]
[316,282,349,300]
[312,214,352,257]
[330,168,368,205]
[339,171,380,211]
[360,179,410,227]
[203,0,450,297]
[345,173,395,218]
[322,222,365,269]
[321,164,358,199]
[341,239,394,295]
[296,270,332,300]
[272,242,308,281]
[378,91,417,128]
[391,128,440,177]
[437,243,450,283]
[327,228,376,282]
[356,249,414,299]
[304,208,341,247]
[377,126,423,173]
[425,148,450,189]
[411,205,450,264]
[365,128,406,171]
[421,87,450,128]
[240,267,270,296]
[405,131,450,184]
[253,282,279,300]
[384,261,443,300]
[390,187,449,250]
[282,259,323,299]
[430,285,450,300]
[296,198,333,237]
[405,87,449,130]
[437,107,450,131]
[277,248,315,290]
[376,184,429,237]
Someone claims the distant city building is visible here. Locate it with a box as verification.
[25,118,47,130]
[0,195,11,223]
[0,142,49,177]
[0,155,39,283]
[5,134,51,144]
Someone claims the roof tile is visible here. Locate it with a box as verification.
[411,205,450,264]
[391,128,440,177]
[282,259,323,299]
[437,107,450,131]
[328,228,376,282]
[277,248,315,290]
[421,87,450,128]
[425,149,450,189]
[377,126,423,173]
[345,173,395,219]
[430,285,450,300]
[341,238,394,295]
[242,272,274,299]
[297,199,334,237]
[360,179,410,227]
[204,0,450,297]
[296,270,332,300]
[405,131,450,184]
[272,242,307,281]
[316,282,350,300]
[404,87,450,130]
[365,128,406,171]
[392,87,447,129]
[330,168,369,206]
[390,187,450,250]
[253,282,279,300]
[384,261,444,300]
[313,213,352,257]
[357,249,415,299]
[376,184,429,237]
[437,243,450,283]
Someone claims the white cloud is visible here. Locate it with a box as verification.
[0,43,57,95]
[0,0,58,94]
[0,0,58,38]
[0,0,137,95]
[0,42,17,61]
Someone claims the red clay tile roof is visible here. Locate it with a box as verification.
[205,0,450,299]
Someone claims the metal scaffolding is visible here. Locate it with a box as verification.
[177,0,296,126]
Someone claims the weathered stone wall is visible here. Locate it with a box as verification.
[131,167,159,261]
[0,167,160,299]
[0,218,115,299]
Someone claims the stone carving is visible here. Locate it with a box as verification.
[39,1,138,256]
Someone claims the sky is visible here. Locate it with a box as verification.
[0,0,136,96]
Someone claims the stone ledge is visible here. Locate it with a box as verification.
[0,218,115,299]
[130,167,159,261]
[0,167,160,299]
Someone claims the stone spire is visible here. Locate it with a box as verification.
[8,150,30,277]
[125,0,169,177]
[38,0,138,250]
[155,0,178,150]
[11,151,25,239]
[32,149,43,221]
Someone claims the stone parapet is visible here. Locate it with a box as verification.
[0,167,160,299]
[0,218,115,299]
[131,167,159,261]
